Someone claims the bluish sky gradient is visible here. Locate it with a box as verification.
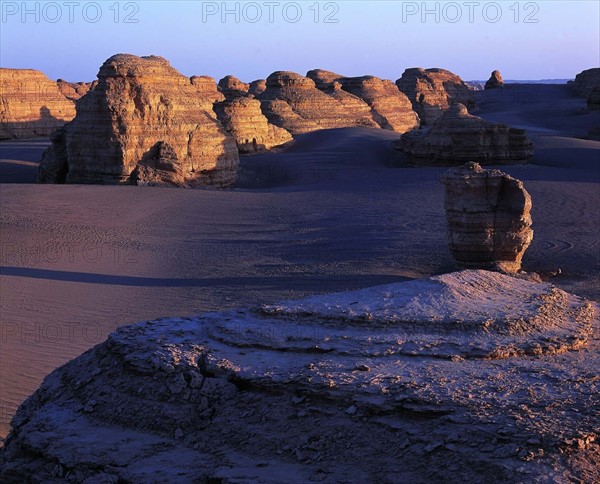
[1,1,598,82]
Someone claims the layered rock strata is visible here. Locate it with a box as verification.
[0,68,76,139]
[396,67,473,124]
[1,270,596,482]
[398,103,533,165]
[441,162,533,273]
[38,54,239,187]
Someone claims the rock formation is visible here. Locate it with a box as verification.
[213,96,292,153]
[441,162,533,273]
[218,75,250,100]
[257,71,379,134]
[1,270,597,482]
[248,79,266,96]
[190,75,225,103]
[587,86,600,110]
[485,70,504,89]
[337,76,420,132]
[396,67,473,125]
[0,68,76,139]
[38,54,239,187]
[398,103,534,165]
[571,67,600,97]
[306,68,343,90]
[56,79,93,102]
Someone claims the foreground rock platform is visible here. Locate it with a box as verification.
[1,270,598,483]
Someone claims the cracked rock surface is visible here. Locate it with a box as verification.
[1,270,598,483]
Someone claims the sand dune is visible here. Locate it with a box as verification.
[1,84,599,441]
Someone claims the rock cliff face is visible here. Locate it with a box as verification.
[485,70,504,89]
[257,71,378,134]
[56,79,93,102]
[441,162,533,273]
[213,97,292,153]
[396,67,473,125]
[587,86,600,111]
[248,79,266,96]
[38,55,239,187]
[398,103,533,165]
[571,68,600,97]
[1,270,597,482]
[190,75,225,103]
[0,68,76,139]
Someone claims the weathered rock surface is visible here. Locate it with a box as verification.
[338,76,420,132]
[56,79,93,102]
[441,162,533,273]
[38,54,239,187]
[248,79,266,96]
[398,103,534,165]
[396,67,473,125]
[257,71,379,134]
[130,141,187,187]
[218,75,250,100]
[190,75,225,103]
[213,96,292,153]
[0,68,76,139]
[1,270,597,482]
[571,67,600,97]
[485,70,504,89]
[306,68,344,90]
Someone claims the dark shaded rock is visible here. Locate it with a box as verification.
[485,70,504,89]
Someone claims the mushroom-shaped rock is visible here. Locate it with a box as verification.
[485,70,504,89]
[441,162,533,273]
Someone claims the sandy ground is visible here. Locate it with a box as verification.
[0,84,599,441]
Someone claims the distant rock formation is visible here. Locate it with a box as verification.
[0,68,76,139]
[1,270,596,482]
[56,79,93,102]
[306,68,343,90]
[396,67,473,125]
[213,97,292,153]
[485,70,504,89]
[571,67,600,97]
[38,54,239,187]
[218,75,250,100]
[257,71,379,134]
[441,162,533,273]
[398,103,533,165]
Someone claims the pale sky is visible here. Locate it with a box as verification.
[1,1,598,82]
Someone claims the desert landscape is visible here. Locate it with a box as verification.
[1,1,599,482]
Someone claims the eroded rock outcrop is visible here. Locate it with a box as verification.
[213,97,292,153]
[587,86,600,111]
[248,79,266,96]
[396,67,473,125]
[218,75,250,100]
[398,103,533,165]
[1,270,597,482]
[571,67,600,97]
[441,162,533,273]
[0,68,76,139]
[38,54,239,187]
[56,79,93,102]
[257,71,378,134]
[190,75,225,103]
[485,70,504,89]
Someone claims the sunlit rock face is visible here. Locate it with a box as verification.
[397,103,534,165]
[56,79,93,102]
[396,67,474,125]
[38,54,239,187]
[257,71,379,134]
[441,162,533,273]
[1,270,597,482]
[0,68,76,139]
